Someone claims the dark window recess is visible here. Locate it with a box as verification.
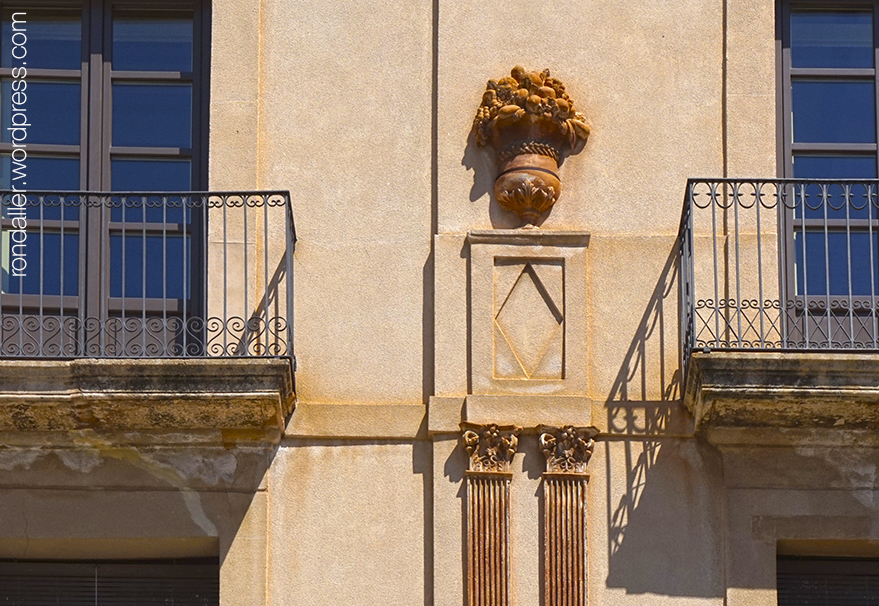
[0,559,219,606]
[778,557,879,605]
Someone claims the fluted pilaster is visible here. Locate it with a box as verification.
[461,423,521,606]
[539,425,599,606]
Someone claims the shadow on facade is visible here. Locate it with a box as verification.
[602,239,725,598]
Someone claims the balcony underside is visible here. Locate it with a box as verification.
[685,351,879,446]
[0,358,295,447]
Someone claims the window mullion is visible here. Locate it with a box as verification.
[83,0,105,329]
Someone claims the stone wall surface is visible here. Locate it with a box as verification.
[1,0,846,605]
[220,0,729,601]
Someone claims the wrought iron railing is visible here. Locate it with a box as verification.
[680,179,879,367]
[0,190,295,359]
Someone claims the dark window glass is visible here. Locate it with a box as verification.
[0,8,81,70]
[2,232,79,296]
[110,233,190,299]
[793,155,878,179]
[1,81,81,145]
[792,80,876,143]
[793,155,877,220]
[795,230,879,295]
[111,158,191,192]
[1,155,79,191]
[112,83,192,148]
[112,10,193,72]
[779,557,879,605]
[0,560,219,606]
[791,10,874,68]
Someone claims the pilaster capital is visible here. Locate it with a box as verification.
[538,425,599,474]
[461,422,522,473]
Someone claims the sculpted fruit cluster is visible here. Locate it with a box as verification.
[473,65,590,149]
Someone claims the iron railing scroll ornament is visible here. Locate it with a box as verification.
[0,190,295,361]
[679,179,879,375]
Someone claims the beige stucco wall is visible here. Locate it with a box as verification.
[216,0,774,603]
[2,1,837,606]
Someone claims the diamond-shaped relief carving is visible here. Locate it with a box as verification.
[494,263,564,379]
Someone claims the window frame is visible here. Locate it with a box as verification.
[778,0,879,347]
[0,0,210,354]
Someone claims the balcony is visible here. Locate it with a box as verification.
[0,190,296,446]
[680,179,879,446]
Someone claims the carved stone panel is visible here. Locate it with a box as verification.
[469,230,589,395]
[472,66,590,226]
[462,422,521,473]
[494,260,564,380]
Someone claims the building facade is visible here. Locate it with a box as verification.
[0,0,877,604]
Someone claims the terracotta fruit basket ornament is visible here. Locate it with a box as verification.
[473,66,590,226]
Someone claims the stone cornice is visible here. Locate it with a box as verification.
[0,358,295,446]
[686,351,879,446]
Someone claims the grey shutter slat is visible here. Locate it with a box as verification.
[778,558,879,606]
[0,560,218,606]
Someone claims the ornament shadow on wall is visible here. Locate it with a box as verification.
[470,66,590,228]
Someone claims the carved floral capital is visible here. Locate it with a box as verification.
[461,423,522,473]
[538,425,600,474]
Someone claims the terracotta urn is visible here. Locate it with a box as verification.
[473,66,590,226]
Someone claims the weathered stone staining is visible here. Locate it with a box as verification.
[473,66,590,226]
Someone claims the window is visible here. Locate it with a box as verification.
[0,558,219,605]
[778,556,879,604]
[781,1,879,344]
[0,1,209,355]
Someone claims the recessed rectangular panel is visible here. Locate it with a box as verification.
[791,10,873,69]
[112,9,193,72]
[112,83,192,148]
[1,8,82,70]
[1,81,81,145]
[792,80,876,144]
[493,259,564,380]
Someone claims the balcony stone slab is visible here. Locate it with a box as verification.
[0,358,295,447]
[685,351,879,446]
